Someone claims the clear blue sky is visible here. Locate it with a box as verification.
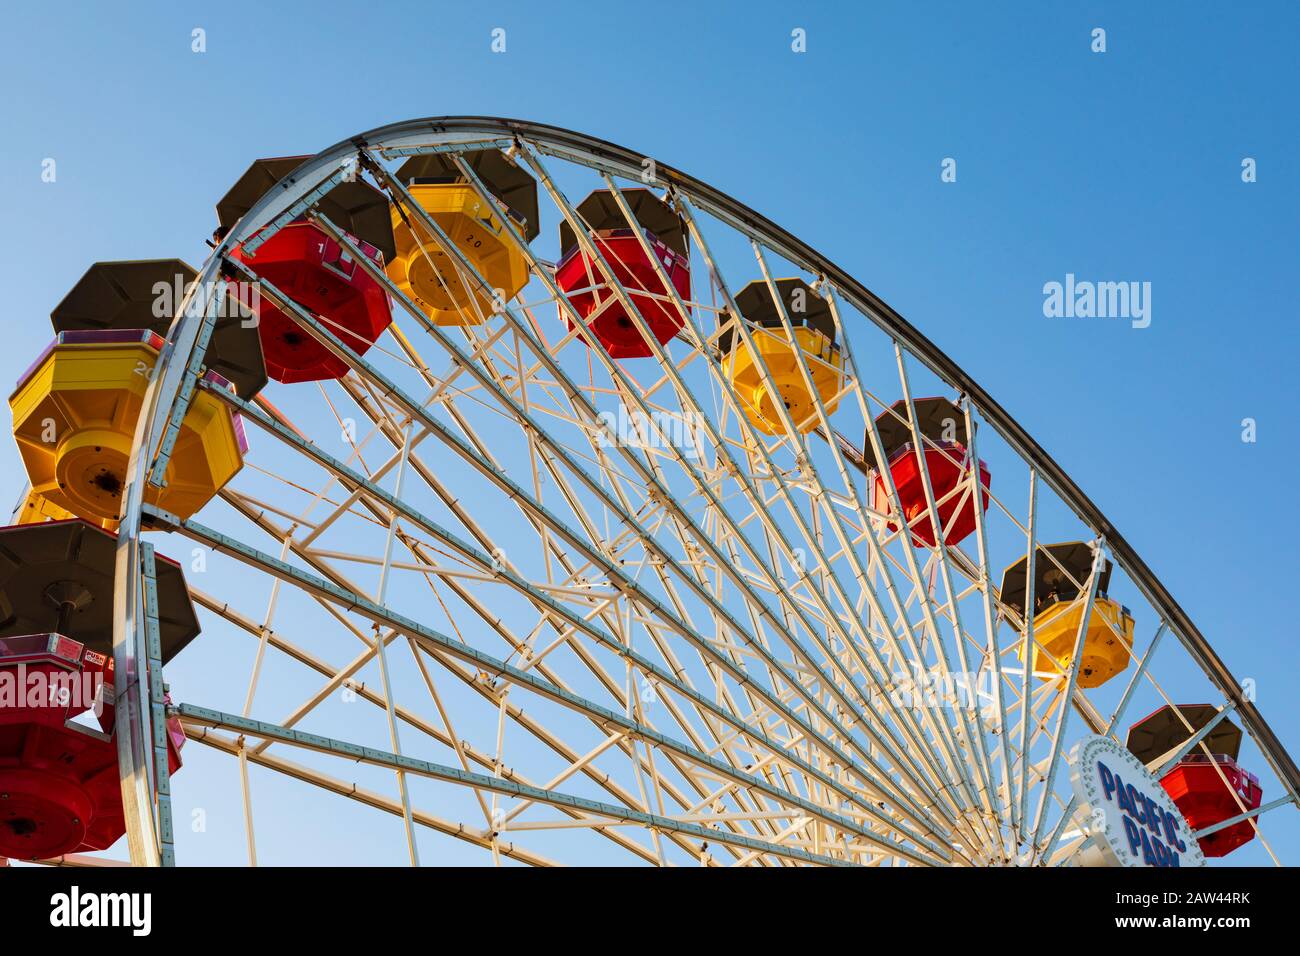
[0,1,1296,865]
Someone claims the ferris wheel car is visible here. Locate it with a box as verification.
[387,149,537,326]
[555,189,690,359]
[864,397,989,547]
[0,519,197,859]
[1000,541,1133,688]
[217,157,395,384]
[10,329,247,525]
[50,259,267,400]
[0,632,119,860]
[1126,704,1263,857]
[719,278,844,436]
[0,637,184,860]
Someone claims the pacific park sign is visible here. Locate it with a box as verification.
[1069,734,1205,867]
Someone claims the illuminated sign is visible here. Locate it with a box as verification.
[1069,734,1205,867]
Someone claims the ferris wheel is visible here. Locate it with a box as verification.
[1,116,1295,867]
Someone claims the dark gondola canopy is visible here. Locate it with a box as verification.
[50,259,268,399]
[396,148,540,243]
[999,541,1112,617]
[558,188,687,258]
[1127,704,1244,765]
[216,156,397,264]
[861,396,970,473]
[716,277,836,358]
[0,520,201,663]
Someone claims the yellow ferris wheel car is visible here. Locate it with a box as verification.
[719,278,844,436]
[1001,541,1133,689]
[387,149,538,326]
[10,329,247,525]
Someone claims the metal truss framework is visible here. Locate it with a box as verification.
[89,117,1296,868]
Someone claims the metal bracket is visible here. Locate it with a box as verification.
[140,543,176,866]
[147,280,225,489]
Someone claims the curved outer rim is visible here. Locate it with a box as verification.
[116,115,1296,863]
